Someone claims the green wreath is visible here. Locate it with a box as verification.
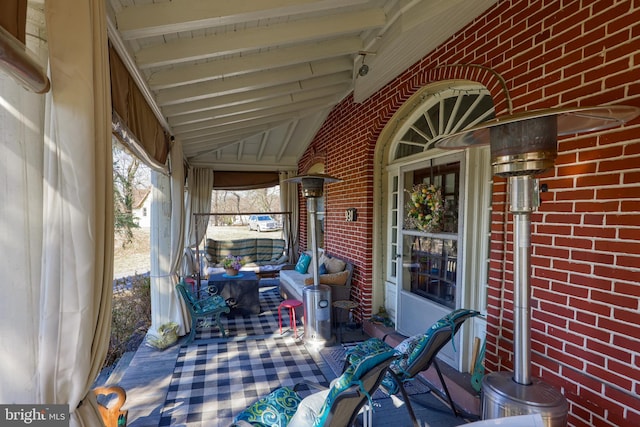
[405,183,444,233]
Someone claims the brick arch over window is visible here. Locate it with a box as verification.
[300,150,326,175]
[371,64,511,138]
[425,65,512,115]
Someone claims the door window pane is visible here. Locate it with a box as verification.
[403,235,457,308]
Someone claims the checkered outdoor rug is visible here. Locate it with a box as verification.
[159,337,327,427]
[196,286,296,339]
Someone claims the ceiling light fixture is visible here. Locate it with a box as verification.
[356,51,376,78]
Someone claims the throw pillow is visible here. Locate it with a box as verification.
[303,270,349,286]
[295,253,311,274]
[318,252,329,267]
[324,256,346,274]
[319,262,328,275]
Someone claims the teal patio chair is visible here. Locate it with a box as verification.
[232,338,398,427]
[176,282,230,343]
[345,308,480,427]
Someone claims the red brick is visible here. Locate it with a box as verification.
[298,1,640,425]
[594,239,640,255]
[569,298,612,317]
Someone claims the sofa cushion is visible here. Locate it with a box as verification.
[205,238,287,267]
[280,269,311,296]
[303,270,349,286]
[255,238,286,263]
[324,256,346,274]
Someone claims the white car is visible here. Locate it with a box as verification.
[248,215,282,232]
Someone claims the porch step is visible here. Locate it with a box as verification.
[364,319,481,418]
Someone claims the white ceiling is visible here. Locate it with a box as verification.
[106,0,497,172]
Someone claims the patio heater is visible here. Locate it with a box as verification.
[285,174,341,348]
[437,105,640,426]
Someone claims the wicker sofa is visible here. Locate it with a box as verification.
[204,238,289,276]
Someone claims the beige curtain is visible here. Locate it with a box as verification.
[169,139,188,332]
[280,171,300,261]
[0,35,46,403]
[149,138,188,335]
[38,1,112,425]
[184,168,214,257]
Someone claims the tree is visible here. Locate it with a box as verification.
[113,140,148,246]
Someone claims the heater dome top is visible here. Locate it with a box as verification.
[436,105,640,149]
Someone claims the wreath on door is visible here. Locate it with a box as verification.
[405,184,444,233]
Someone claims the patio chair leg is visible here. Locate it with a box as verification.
[433,360,458,417]
[387,370,420,427]
[215,313,227,338]
[186,319,197,344]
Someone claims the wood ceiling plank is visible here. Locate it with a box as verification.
[169,85,345,128]
[117,0,371,39]
[168,83,351,127]
[173,95,339,134]
[148,38,362,89]
[135,9,385,68]
[156,65,351,106]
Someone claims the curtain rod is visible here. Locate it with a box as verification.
[0,26,49,93]
[193,212,292,216]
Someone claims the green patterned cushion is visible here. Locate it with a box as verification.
[345,337,394,367]
[315,339,396,426]
[381,309,480,394]
[233,386,302,427]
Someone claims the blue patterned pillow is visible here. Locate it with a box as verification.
[233,386,302,427]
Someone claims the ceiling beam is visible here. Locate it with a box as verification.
[148,37,362,90]
[174,95,340,135]
[156,67,352,106]
[135,9,385,68]
[162,81,351,118]
[117,0,371,39]
[161,81,303,117]
[179,106,327,141]
[277,121,298,163]
[167,84,350,127]
[181,117,298,143]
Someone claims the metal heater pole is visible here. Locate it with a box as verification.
[510,175,537,385]
[308,196,320,286]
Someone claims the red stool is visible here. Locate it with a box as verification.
[184,277,197,292]
[278,299,303,337]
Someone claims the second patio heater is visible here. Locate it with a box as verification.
[285,174,341,347]
[438,105,640,426]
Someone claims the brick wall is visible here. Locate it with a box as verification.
[299,1,639,425]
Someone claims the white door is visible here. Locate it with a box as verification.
[383,82,495,369]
